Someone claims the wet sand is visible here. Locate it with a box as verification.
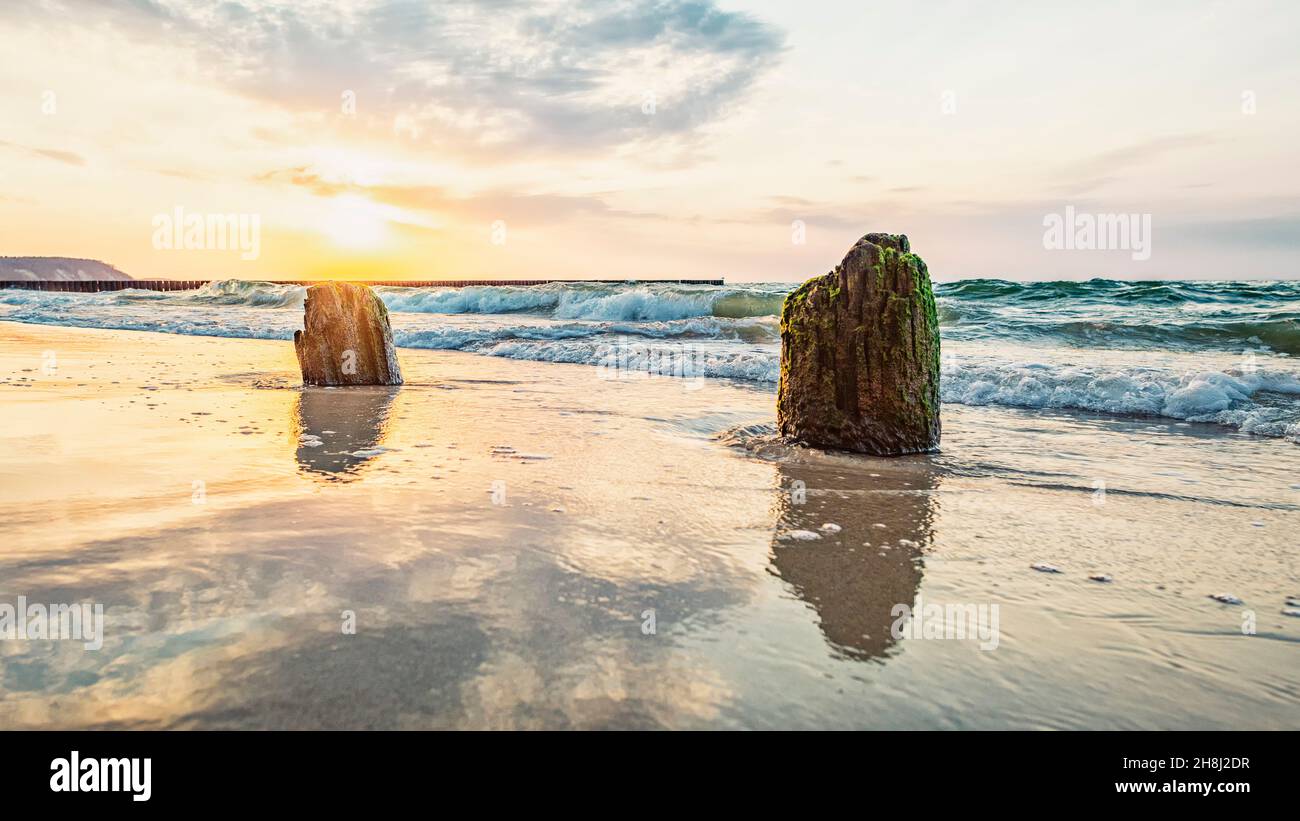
[0,321,1297,729]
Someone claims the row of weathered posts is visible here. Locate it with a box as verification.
[0,278,726,293]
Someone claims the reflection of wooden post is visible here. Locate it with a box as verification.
[294,387,397,478]
[294,283,403,387]
[770,458,936,662]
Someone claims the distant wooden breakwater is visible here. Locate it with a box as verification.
[0,278,725,293]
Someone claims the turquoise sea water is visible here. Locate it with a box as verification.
[3,278,1298,440]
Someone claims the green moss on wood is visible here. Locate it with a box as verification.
[777,232,941,455]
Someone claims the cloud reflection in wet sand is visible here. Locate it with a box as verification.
[5,326,1300,730]
[0,489,749,729]
[0,374,939,728]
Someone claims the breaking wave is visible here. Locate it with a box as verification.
[374,282,787,321]
[2,276,1297,441]
[941,360,1300,441]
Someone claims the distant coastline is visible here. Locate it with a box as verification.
[0,257,131,282]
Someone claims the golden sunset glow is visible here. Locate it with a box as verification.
[1,2,1298,281]
[320,196,394,251]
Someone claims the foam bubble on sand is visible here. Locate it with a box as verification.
[491,448,551,460]
[1208,593,1243,605]
[781,530,822,541]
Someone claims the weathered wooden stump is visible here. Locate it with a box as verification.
[777,233,940,455]
[294,282,403,386]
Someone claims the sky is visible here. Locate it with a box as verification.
[0,0,1297,282]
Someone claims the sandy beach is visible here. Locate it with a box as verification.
[0,320,1296,729]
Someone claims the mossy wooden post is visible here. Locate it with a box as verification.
[294,282,403,386]
[777,233,940,455]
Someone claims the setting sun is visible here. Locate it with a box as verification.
[321,194,394,250]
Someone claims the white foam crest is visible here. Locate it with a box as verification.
[393,317,777,350]
[378,286,560,315]
[479,339,781,382]
[378,283,785,321]
[394,323,598,350]
[181,279,306,309]
[942,359,1300,435]
[552,286,717,321]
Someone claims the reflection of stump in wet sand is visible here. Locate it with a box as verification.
[294,387,397,478]
[769,456,938,661]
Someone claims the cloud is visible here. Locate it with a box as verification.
[1074,134,1215,173]
[40,0,784,156]
[735,204,868,232]
[1165,215,1300,248]
[0,139,85,166]
[371,186,620,225]
[257,164,658,226]
[1054,134,1215,194]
